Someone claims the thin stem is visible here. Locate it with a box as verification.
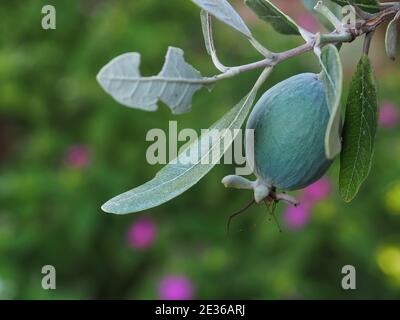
[319,32,354,44]
[248,36,275,59]
[204,4,400,84]
[363,31,374,55]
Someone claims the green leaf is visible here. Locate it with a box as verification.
[320,44,343,159]
[303,0,342,31]
[191,0,252,38]
[97,47,208,115]
[339,55,378,202]
[385,13,400,60]
[330,0,380,13]
[101,68,272,214]
[244,0,300,35]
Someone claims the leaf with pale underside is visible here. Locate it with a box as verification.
[303,0,342,31]
[201,10,213,56]
[97,47,208,114]
[191,0,252,38]
[101,68,272,214]
[385,13,400,60]
[245,0,300,35]
[330,0,380,13]
[320,44,343,159]
[339,55,378,202]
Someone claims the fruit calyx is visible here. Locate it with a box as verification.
[221,175,299,206]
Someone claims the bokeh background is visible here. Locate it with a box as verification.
[1,0,400,299]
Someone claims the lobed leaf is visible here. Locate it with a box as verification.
[320,44,343,159]
[245,0,300,35]
[191,0,252,38]
[339,55,378,202]
[101,68,272,214]
[97,47,208,114]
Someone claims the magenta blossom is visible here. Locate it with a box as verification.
[64,145,91,168]
[158,275,194,300]
[379,102,398,128]
[126,217,157,250]
[303,177,332,203]
[283,198,312,230]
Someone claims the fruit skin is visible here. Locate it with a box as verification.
[246,72,332,191]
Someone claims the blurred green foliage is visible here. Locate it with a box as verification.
[0,0,400,299]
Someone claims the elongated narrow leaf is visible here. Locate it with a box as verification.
[97,47,208,114]
[330,0,380,13]
[191,0,252,38]
[385,14,399,60]
[101,68,272,214]
[200,10,228,71]
[200,10,213,56]
[303,0,342,31]
[339,55,378,202]
[245,0,300,35]
[320,44,343,159]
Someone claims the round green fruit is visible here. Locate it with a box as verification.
[246,72,332,191]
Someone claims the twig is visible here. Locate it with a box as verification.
[202,5,400,84]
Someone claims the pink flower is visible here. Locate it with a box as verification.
[126,217,157,250]
[283,199,312,230]
[379,102,398,128]
[296,13,319,33]
[158,275,194,300]
[303,177,332,203]
[64,145,91,168]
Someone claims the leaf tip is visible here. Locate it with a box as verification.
[340,193,355,203]
[101,201,114,214]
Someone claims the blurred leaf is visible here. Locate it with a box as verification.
[245,0,300,35]
[320,44,343,159]
[190,0,252,38]
[330,0,380,13]
[101,68,272,214]
[339,55,378,202]
[303,0,342,31]
[97,47,208,114]
[385,13,400,60]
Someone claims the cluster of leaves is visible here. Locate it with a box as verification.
[2,0,400,300]
[97,0,400,214]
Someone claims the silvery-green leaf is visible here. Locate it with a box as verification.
[200,10,213,56]
[330,0,380,13]
[200,10,229,72]
[101,68,272,214]
[339,55,378,202]
[385,13,400,60]
[97,47,207,114]
[191,0,252,38]
[303,0,342,31]
[245,0,300,35]
[320,44,343,159]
